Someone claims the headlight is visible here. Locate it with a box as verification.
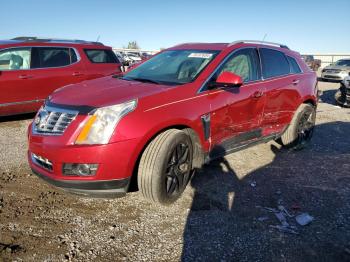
[75,100,137,145]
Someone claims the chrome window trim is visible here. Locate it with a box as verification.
[0,46,81,71]
[197,47,262,93]
[0,99,45,107]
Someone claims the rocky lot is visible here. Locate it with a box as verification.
[0,81,349,261]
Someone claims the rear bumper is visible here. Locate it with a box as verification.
[32,168,130,198]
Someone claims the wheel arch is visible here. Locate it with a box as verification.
[128,124,204,192]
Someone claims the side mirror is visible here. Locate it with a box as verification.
[209,71,243,89]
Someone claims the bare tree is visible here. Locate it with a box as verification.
[126,41,140,49]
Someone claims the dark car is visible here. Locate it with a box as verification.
[0,37,122,116]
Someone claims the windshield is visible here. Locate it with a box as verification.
[335,60,350,67]
[123,50,219,85]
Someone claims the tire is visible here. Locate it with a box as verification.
[138,129,193,205]
[279,103,316,150]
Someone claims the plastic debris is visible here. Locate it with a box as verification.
[295,213,314,226]
[274,212,289,227]
[278,205,294,218]
[256,204,314,235]
[269,225,299,235]
[257,216,269,222]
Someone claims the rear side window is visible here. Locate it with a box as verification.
[260,48,290,78]
[287,56,302,74]
[84,49,120,63]
[0,48,31,70]
[31,47,78,68]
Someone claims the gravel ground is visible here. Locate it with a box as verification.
[0,81,349,262]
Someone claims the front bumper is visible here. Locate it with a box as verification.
[321,72,348,81]
[32,168,129,198]
[28,125,142,198]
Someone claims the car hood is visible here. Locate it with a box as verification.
[49,76,170,108]
[324,65,350,71]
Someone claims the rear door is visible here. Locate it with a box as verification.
[259,48,297,129]
[0,47,41,115]
[83,48,122,79]
[30,46,86,100]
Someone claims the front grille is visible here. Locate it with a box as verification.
[33,105,78,135]
[324,75,341,79]
[31,153,53,172]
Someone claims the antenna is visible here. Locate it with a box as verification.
[96,35,101,42]
[262,34,267,41]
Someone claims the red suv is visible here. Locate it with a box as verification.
[28,40,318,205]
[0,37,122,116]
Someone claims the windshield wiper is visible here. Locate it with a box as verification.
[122,77,161,85]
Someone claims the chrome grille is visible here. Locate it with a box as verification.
[33,105,78,135]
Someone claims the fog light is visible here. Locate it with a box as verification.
[62,163,99,176]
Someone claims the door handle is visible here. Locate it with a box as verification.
[292,79,300,85]
[251,90,264,99]
[18,74,33,79]
[72,72,84,76]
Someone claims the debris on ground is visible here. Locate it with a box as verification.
[256,203,314,234]
[295,213,314,226]
[250,181,257,187]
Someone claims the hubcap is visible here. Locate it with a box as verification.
[165,143,191,196]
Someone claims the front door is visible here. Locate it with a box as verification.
[204,48,266,155]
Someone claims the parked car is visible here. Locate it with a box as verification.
[28,40,318,205]
[301,55,321,72]
[0,37,122,116]
[335,73,350,107]
[321,59,350,82]
[124,52,142,64]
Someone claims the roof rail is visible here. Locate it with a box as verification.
[228,40,289,49]
[11,37,104,46]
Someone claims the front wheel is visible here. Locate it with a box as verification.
[138,129,193,205]
[279,103,316,150]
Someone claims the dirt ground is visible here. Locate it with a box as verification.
[0,81,349,262]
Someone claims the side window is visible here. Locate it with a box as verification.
[0,48,31,70]
[84,49,120,63]
[31,47,74,68]
[260,48,290,78]
[214,48,260,83]
[287,56,302,74]
[69,48,78,63]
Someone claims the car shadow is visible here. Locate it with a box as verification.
[0,113,35,123]
[319,89,338,106]
[182,121,350,261]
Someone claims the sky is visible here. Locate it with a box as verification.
[1,0,349,54]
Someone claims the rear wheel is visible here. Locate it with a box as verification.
[279,103,316,150]
[138,129,193,205]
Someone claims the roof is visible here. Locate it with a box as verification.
[0,37,109,49]
[169,40,292,52]
[11,37,104,45]
[169,43,229,50]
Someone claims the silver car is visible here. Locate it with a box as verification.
[321,59,350,81]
